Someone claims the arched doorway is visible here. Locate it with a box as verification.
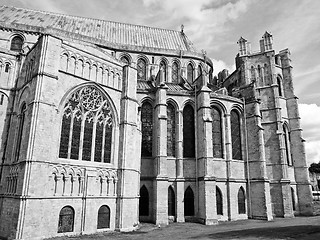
[184,186,194,216]
[139,185,149,218]
[168,186,176,221]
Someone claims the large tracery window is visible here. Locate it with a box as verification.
[59,86,113,163]
[211,107,223,158]
[183,104,195,158]
[172,61,179,83]
[141,102,153,157]
[137,58,147,81]
[10,35,24,52]
[167,103,176,157]
[231,110,242,160]
[187,63,194,84]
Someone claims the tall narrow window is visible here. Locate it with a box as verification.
[168,186,176,217]
[15,104,26,161]
[283,125,292,166]
[216,187,223,215]
[187,63,194,84]
[10,36,23,52]
[231,110,242,160]
[277,76,283,97]
[198,65,202,77]
[139,186,149,216]
[183,105,195,158]
[97,205,110,229]
[167,103,176,157]
[291,187,296,211]
[159,60,167,82]
[211,107,223,158]
[58,206,74,233]
[238,187,246,214]
[141,102,153,157]
[172,61,179,83]
[137,58,147,81]
[184,186,194,216]
[59,86,113,162]
[250,66,255,80]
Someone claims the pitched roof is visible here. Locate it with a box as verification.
[0,5,201,56]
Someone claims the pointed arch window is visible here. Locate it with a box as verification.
[10,35,23,52]
[58,86,113,163]
[172,61,179,83]
[277,76,283,97]
[139,186,149,216]
[283,124,292,166]
[97,205,110,229]
[137,58,147,81]
[183,104,195,158]
[187,63,194,84]
[291,187,296,211]
[168,186,176,216]
[231,110,242,160]
[159,60,167,82]
[15,104,27,161]
[167,103,176,157]
[141,102,153,157]
[250,66,255,81]
[238,187,246,214]
[184,186,194,216]
[216,187,223,215]
[58,206,74,233]
[211,107,223,158]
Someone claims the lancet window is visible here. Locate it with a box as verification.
[231,110,242,160]
[167,103,176,157]
[187,63,194,84]
[141,102,153,157]
[172,61,179,83]
[59,86,113,163]
[283,124,292,166]
[211,107,223,158]
[137,58,147,81]
[183,104,195,158]
[159,60,167,82]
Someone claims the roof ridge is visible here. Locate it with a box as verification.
[0,5,183,34]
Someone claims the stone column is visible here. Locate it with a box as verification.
[153,68,169,225]
[224,113,232,220]
[116,65,140,231]
[196,75,217,225]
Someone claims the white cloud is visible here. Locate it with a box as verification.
[211,59,235,75]
[299,103,320,165]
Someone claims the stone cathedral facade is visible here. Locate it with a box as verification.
[0,6,313,240]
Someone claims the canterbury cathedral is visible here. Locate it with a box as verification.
[0,5,313,240]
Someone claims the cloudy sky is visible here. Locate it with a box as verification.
[1,0,320,164]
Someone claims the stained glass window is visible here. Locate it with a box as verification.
[137,58,147,81]
[141,102,153,157]
[97,205,110,229]
[184,186,194,216]
[10,36,23,52]
[238,187,246,214]
[172,62,179,83]
[167,104,176,157]
[139,186,149,216]
[159,60,167,82]
[58,206,74,233]
[168,186,175,216]
[187,63,194,84]
[211,107,223,158]
[59,86,113,162]
[231,110,242,160]
[216,187,223,215]
[183,105,195,158]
